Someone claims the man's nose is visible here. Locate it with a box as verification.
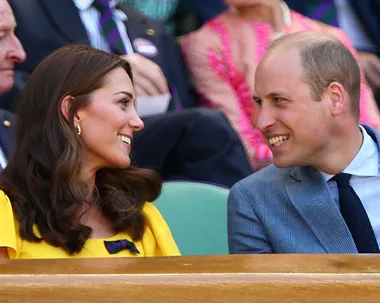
[6,33,27,63]
[256,104,276,133]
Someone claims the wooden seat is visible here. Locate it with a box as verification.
[1,254,380,302]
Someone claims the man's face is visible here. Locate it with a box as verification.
[254,48,333,168]
[0,0,26,93]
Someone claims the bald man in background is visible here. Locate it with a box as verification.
[0,0,26,171]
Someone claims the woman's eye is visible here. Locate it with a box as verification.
[119,98,130,108]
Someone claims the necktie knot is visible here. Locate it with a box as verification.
[331,173,351,188]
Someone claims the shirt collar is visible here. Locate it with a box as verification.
[320,125,379,182]
[73,0,121,11]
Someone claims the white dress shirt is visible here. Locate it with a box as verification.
[320,126,380,247]
[0,146,7,169]
[334,0,378,53]
[73,0,134,54]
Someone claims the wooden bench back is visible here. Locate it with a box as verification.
[1,254,380,302]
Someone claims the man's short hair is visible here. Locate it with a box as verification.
[268,32,361,120]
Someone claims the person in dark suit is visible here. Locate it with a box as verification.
[285,0,380,104]
[1,0,252,187]
[228,32,380,254]
[0,0,26,169]
[0,109,14,166]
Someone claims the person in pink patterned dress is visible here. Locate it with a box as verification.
[182,0,380,170]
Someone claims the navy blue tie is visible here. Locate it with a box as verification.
[332,173,379,253]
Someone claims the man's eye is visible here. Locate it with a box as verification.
[254,99,262,107]
[275,98,286,103]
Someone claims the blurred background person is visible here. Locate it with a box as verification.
[285,0,380,105]
[0,0,26,171]
[121,0,228,35]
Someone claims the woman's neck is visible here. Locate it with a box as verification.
[81,167,96,197]
[236,3,285,33]
[78,168,116,238]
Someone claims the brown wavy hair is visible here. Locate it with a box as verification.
[0,45,162,254]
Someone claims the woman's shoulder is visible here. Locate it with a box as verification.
[0,189,20,258]
[140,201,181,256]
[141,201,172,234]
[0,189,12,211]
[0,189,17,230]
[141,201,162,219]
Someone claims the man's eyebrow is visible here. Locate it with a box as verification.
[253,95,261,100]
[254,92,288,100]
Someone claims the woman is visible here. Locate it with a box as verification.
[182,0,380,170]
[0,45,180,259]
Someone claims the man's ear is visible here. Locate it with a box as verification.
[61,95,81,124]
[327,81,346,116]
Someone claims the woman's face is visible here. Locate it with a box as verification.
[225,0,284,31]
[225,0,282,14]
[77,67,143,172]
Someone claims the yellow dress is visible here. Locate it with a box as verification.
[0,190,180,259]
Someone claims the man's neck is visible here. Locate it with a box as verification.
[314,125,364,175]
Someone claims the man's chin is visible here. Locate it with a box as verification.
[0,79,14,94]
[273,157,296,169]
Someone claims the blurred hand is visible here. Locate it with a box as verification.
[226,0,284,33]
[358,52,380,94]
[121,53,169,96]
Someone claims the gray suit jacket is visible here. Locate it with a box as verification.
[228,125,380,254]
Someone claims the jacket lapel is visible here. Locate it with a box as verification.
[285,166,357,253]
[40,0,89,44]
[119,6,148,44]
[118,6,164,66]
[363,124,380,167]
[0,110,15,159]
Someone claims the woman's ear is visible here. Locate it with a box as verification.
[61,95,81,124]
[61,95,74,121]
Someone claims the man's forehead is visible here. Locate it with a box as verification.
[0,2,16,28]
[257,49,301,79]
[255,52,303,96]
[265,47,300,67]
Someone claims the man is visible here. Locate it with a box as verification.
[285,0,380,104]
[183,0,380,170]
[0,0,26,170]
[228,31,380,253]
[1,0,252,187]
